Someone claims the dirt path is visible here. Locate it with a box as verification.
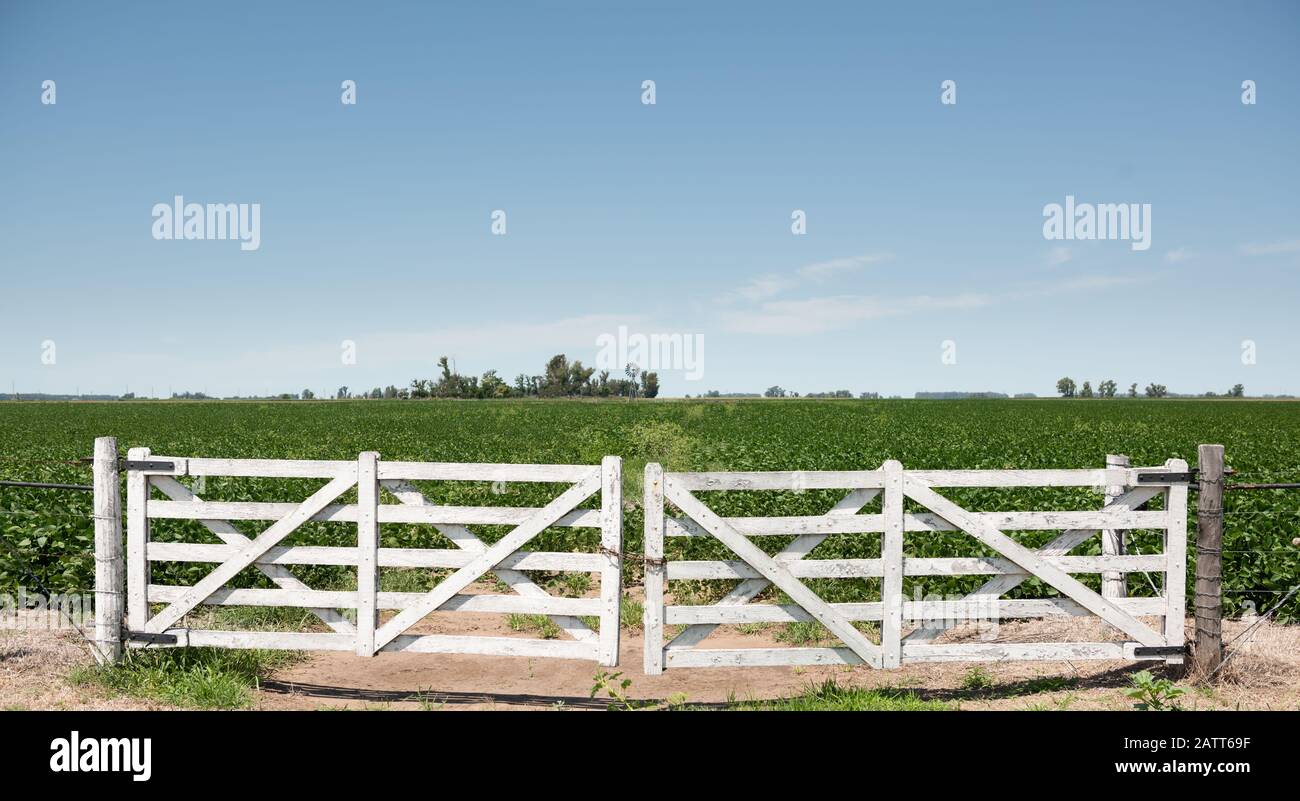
[6,611,1297,711]
[255,615,1300,711]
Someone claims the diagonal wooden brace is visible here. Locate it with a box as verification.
[904,485,1161,642]
[381,479,596,643]
[903,477,1164,647]
[371,469,602,652]
[146,473,358,633]
[667,486,880,650]
[152,476,355,634]
[665,480,883,668]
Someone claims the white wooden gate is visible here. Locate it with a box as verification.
[643,459,1188,672]
[123,449,622,664]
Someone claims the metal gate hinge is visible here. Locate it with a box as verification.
[1136,471,1196,484]
[122,460,176,472]
[1133,645,1185,658]
[127,632,178,645]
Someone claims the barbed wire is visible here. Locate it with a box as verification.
[0,531,109,662]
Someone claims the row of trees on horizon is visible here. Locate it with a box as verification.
[316,355,660,401]
[1056,378,1246,399]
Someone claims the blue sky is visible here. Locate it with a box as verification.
[2,1,1298,398]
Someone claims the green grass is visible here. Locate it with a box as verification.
[960,666,996,693]
[720,679,952,711]
[507,614,562,639]
[620,596,644,629]
[69,647,300,709]
[775,620,831,646]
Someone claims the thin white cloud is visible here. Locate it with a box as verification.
[722,273,1149,335]
[1240,239,1300,256]
[796,253,892,281]
[1164,247,1193,264]
[722,252,891,303]
[731,275,796,302]
[722,293,991,335]
[1046,246,1073,266]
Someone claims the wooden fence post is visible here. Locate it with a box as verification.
[598,456,623,667]
[1193,444,1224,676]
[1101,454,1130,598]
[355,451,379,656]
[881,460,904,668]
[92,437,123,664]
[125,446,151,633]
[643,463,664,675]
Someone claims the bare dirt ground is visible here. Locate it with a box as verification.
[5,599,1298,711]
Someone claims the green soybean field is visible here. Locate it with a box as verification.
[1,398,1296,622]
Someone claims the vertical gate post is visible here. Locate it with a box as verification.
[1101,454,1130,598]
[125,446,151,632]
[355,451,379,656]
[881,460,904,668]
[92,437,123,664]
[1163,457,1189,668]
[598,456,623,667]
[1193,444,1224,676]
[643,463,664,675]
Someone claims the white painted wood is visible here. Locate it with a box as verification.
[1102,454,1130,598]
[144,472,358,633]
[132,628,626,663]
[666,640,1164,668]
[903,485,1162,644]
[147,585,357,608]
[643,463,665,675]
[164,457,354,478]
[146,585,603,614]
[355,451,379,656]
[664,553,1164,580]
[906,468,1128,487]
[665,596,1166,624]
[670,471,885,491]
[664,509,1167,537]
[381,479,596,643]
[383,634,599,660]
[667,560,884,580]
[151,476,354,634]
[372,470,602,650]
[665,487,879,651]
[664,478,883,667]
[881,460,903,668]
[125,447,151,632]
[901,642,1133,663]
[667,647,866,667]
[598,456,622,667]
[93,437,123,663]
[146,541,605,571]
[1163,457,1189,665]
[902,476,1164,647]
[133,629,355,651]
[377,461,595,483]
[147,499,601,528]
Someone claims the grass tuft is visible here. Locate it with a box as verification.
[722,679,952,711]
[69,647,300,709]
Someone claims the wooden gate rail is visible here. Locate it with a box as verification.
[643,459,1188,673]
[120,448,622,665]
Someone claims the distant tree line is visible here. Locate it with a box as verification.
[1056,377,1246,399]
[328,354,659,401]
